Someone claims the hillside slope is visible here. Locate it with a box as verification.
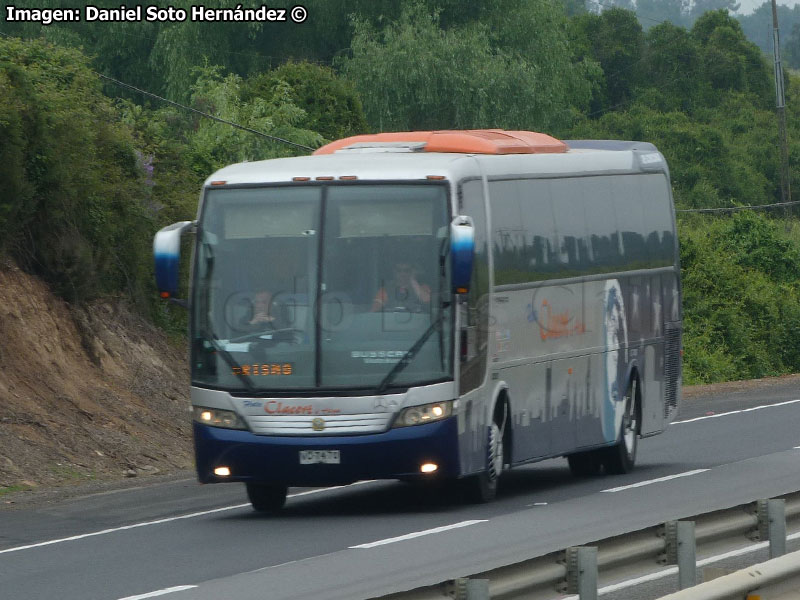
[0,260,192,492]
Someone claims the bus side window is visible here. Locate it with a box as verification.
[459,179,489,395]
[519,179,557,279]
[551,178,590,275]
[613,176,651,269]
[583,177,621,272]
[640,174,676,268]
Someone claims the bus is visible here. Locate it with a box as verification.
[154,129,681,512]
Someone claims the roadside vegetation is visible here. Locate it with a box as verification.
[2,0,800,383]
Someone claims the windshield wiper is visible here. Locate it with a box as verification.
[374,310,446,396]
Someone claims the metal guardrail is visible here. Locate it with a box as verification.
[382,492,800,600]
[655,549,800,600]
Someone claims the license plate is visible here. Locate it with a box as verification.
[299,450,340,465]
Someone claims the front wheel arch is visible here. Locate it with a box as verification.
[462,392,511,503]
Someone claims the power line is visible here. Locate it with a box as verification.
[95,72,314,152]
[0,30,314,152]
[676,199,800,213]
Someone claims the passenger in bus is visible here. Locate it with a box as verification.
[371,262,431,312]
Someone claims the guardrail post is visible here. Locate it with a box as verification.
[565,546,598,600]
[453,578,489,600]
[666,520,696,589]
[758,499,787,558]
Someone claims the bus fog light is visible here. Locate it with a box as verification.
[394,401,453,428]
[214,466,231,477]
[420,463,438,474]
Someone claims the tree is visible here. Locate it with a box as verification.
[690,0,741,22]
[571,8,645,113]
[0,37,152,302]
[692,10,772,109]
[784,22,800,69]
[244,62,368,141]
[186,65,322,176]
[339,1,596,132]
[639,22,702,112]
[636,0,691,29]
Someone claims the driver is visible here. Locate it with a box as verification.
[371,262,431,312]
[249,290,276,326]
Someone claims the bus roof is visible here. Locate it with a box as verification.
[203,132,667,187]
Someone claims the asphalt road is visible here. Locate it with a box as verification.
[2,380,800,600]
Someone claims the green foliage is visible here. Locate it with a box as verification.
[0,69,34,243]
[640,22,702,113]
[186,64,322,175]
[571,8,645,112]
[635,0,690,30]
[338,1,597,132]
[243,62,368,141]
[680,213,800,383]
[568,9,779,213]
[692,10,772,109]
[0,37,152,303]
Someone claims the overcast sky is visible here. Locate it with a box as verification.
[735,0,799,14]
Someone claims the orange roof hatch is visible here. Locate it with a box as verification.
[313,129,567,155]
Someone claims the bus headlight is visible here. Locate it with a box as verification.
[393,401,453,428]
[193,407,247,430]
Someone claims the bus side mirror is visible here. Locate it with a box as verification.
[153,220,195,303]
[451,215,475,295]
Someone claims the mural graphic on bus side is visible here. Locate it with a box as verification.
[603,279,628,443]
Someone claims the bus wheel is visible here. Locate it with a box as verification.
[603,378,640,475]
[464,421,503,503]
[567,450,602,477]
[246,482,288,513]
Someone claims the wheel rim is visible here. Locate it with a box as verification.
[623,381,638,456]
[488,423,503,481]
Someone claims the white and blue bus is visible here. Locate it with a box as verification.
[154,130,681,512]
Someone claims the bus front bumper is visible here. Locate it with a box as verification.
[193,416,460,486]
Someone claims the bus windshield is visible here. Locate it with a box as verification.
[192,183,453,393]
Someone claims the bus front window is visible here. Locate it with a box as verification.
[192,183,453,392]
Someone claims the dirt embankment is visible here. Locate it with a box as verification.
[0,260,192,495]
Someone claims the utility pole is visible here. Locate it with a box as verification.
[771,0,792,219]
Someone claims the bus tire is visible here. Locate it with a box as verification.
[246,482,288,513]
[603,378,640,475]
[463,421,503,503]
[567,450,602,477]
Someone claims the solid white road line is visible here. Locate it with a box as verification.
[673,398,800,424]
[0,480,377,556]
[117,586,197,600]
[600,469,709,493]
[349,520,488,549]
